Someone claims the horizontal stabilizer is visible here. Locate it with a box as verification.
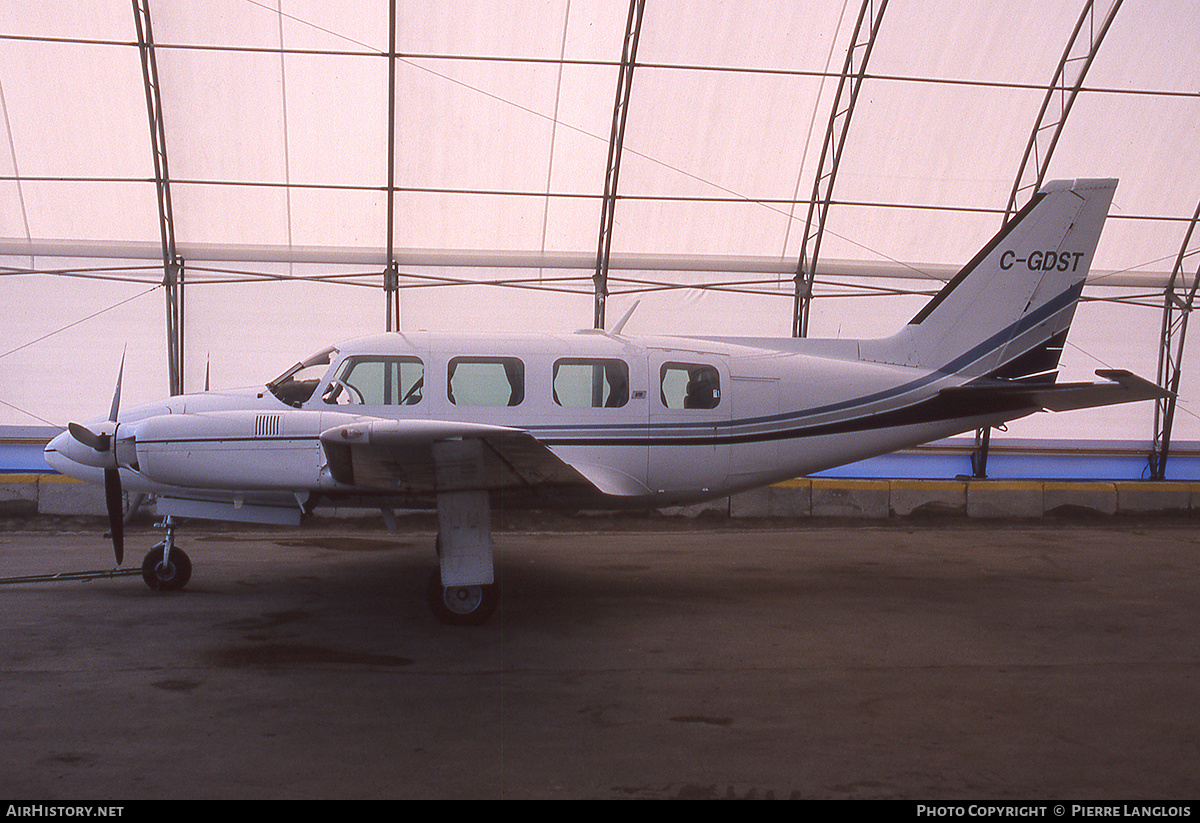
[939,370,1169,414]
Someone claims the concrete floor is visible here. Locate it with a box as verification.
[0,515,1197,800]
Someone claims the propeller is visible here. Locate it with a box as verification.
[104,467,124,565]
[66,355,126,565]
[67,421,109,452]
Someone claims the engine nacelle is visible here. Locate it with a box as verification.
[133,410,333,491]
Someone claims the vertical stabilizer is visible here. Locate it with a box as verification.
[862,178,1117,380]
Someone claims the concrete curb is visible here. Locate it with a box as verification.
[726,477,1200,519]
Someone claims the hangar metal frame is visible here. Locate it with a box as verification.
[0,0,1196,472]
[1148,203,1200,479]
[1003,0,1124,222]
[384,0,401,333]
[131,0,184,397]
[792,0,889,340]
[593,0,647,331]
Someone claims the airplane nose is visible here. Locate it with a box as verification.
[44,430,104,482]
[45,431,74,474]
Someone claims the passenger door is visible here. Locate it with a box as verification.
[647,352,731,495]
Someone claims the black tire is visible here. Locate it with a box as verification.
[142,546,192,592]
[426,570,498,626]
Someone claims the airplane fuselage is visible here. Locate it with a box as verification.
[49,329,1011,512]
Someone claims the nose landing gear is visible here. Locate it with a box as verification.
[141,516,191,592]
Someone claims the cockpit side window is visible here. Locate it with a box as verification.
[448,357,524,407]
[660,362,720,410]
[267,346,338,407]
[553,358,629,408]
[323,356,424,406]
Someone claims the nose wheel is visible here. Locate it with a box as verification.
[142,545,191,591]
[141,517,191,591]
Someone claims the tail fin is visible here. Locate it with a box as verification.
[863,178,1117,380]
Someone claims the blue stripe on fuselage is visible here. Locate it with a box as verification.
[528,284,1082,444]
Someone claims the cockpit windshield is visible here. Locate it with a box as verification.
[266,346,338,407]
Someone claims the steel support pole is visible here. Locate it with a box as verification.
[971,0,1122,478]
[385,0,401,332]
[1148,201,1200,480]
[132,0,183,396]
[792,0,888,339]
[593,0,645,331]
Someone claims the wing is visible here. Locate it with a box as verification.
[938,369,1169,414]
[318,417,648,500]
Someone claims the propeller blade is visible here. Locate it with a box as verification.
[67,422,109,452]
[108,353,125,423]
[104,468,124,565]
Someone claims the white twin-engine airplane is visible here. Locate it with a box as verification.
[46,179,1165,624]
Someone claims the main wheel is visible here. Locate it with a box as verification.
[142,545,192,592]
[426,570,498,626]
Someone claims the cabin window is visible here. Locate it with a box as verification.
[553,358,629,408]
[324,356,424,406]
[660,362,720,410]
[448,357,524,407]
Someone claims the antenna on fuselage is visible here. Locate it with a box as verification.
[609,300,640,335]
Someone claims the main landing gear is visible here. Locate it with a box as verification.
[426,439,499,627]
[140,516,191,592]
[426,571,498,626]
